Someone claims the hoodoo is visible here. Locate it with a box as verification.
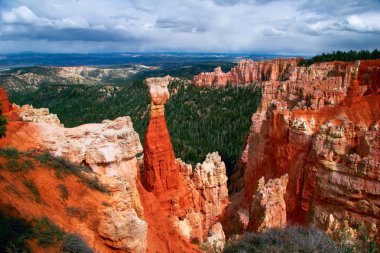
[143,75,180,193]
[0,86,11,113]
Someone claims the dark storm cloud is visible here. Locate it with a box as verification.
[0,0,379,54]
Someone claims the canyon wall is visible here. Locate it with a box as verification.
[193,58,303,87]
[229,59,380,242]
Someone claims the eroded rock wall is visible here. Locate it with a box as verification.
[231,59,380,243]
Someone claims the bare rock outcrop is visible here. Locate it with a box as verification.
[248,174,288,232]
[1,113,148,252]
[18,104,62,126]
[193,152,228,232]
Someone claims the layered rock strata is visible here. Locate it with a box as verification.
[193,58,353,90]
[231,59,380,243]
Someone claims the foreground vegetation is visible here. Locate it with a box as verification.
[299,49,380,66]
[0,213,92,253]
[0,147,109,193]
[11,80,260,173]
[224,226,380,253]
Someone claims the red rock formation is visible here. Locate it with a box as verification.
[248,174,288,232]
[230,59,380,243]
[143,75,180,193]
[0,86,11,113]
[193,58,302,87]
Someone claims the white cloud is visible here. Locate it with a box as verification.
[0,0,379,54]
[2,6,39,24]
[346,14,380,32]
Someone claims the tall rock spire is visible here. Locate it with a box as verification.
[0,86,11,113]
[143,76,179,194]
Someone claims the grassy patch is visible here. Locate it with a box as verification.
[22,179,41,202]
[62,234,93,253]
[0,212,32,253]
[0,148,34,173]
[0,147,20,160]
[102,202,111,207]
[225,226,339,253]
[33,151,109,193]
[33,217,65,247]
[0,212,93,252]
[57,184,69,200]
[65,207,87,221]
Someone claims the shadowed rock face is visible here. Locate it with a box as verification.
[143,75,180,193]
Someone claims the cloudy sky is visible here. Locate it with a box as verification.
[0,0,379,55]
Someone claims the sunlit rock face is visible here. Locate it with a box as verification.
[1,110,148,252]
[143,75,180,193]
[249,174,288,232]
[193,58,302,87]
[229,59,380,243]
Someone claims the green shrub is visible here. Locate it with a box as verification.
[57,184,69,200]
[0,147,20,159]
[33,217,65,247]
[224,226,339,253]
[62,234,93,253]
[22,179,41,202]
[6,159,20,172]
[21,159,34,171]
[0,213,94,252]
[34,151,108,193]
[0,212,32,253]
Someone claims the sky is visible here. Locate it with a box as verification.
[0,0,379,55]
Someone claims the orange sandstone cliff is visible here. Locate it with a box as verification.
[226,59,380,243]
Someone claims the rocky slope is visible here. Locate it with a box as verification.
[0,76,229,252]
[228,59,380,244]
